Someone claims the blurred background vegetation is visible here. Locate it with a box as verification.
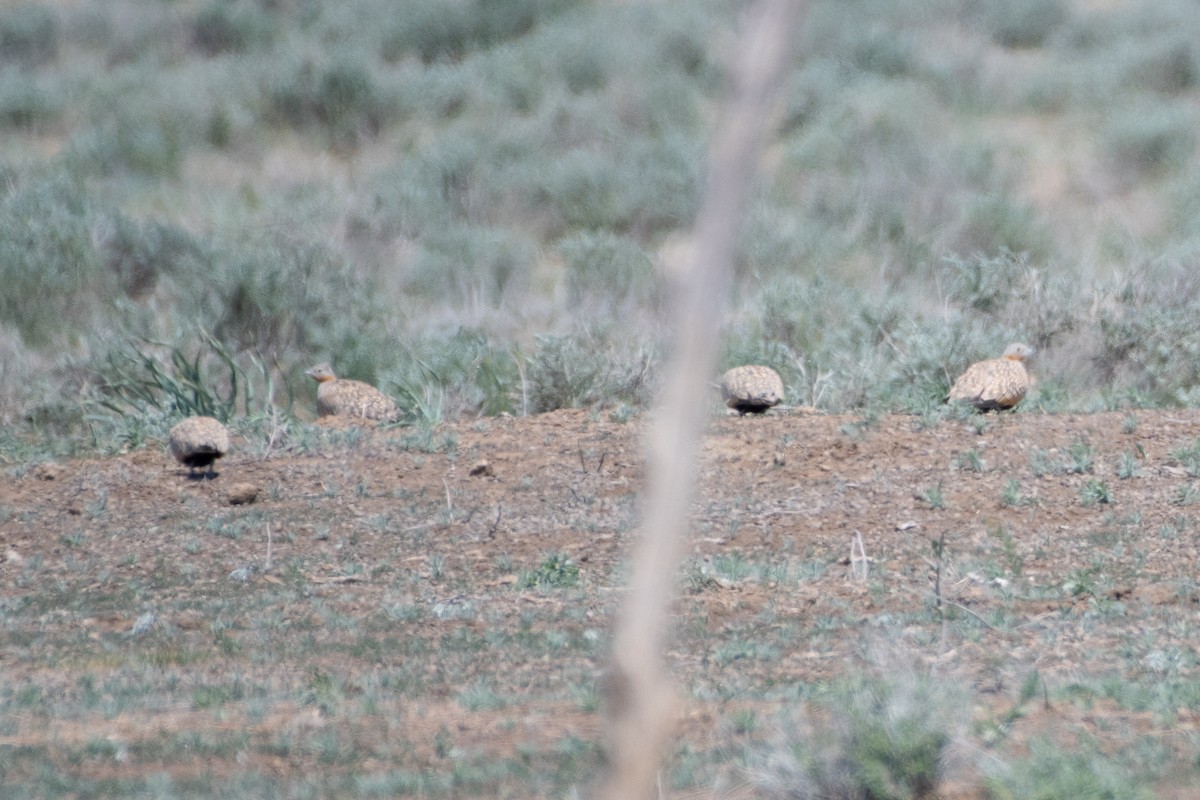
[4,0,1200,456]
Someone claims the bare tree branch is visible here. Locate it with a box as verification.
[600,3,808,798]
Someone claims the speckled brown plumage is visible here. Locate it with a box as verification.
[305,363,401,421]
[948,342,1034,411]
[169,416,229,478]
[720,365,784,415]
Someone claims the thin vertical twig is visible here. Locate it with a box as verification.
[265,524,274,573]
[600,3,807,799]
[850,530,869,582]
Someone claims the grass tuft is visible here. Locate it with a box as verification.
[751,662,967,800]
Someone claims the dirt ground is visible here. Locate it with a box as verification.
[3,406,1200,796]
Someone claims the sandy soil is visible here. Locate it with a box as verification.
[3,407,1200,796]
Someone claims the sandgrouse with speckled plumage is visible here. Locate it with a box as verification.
[305,363,401,421]
[169,416,229,478]
[947,343,1035,411]
[719,365,784,415]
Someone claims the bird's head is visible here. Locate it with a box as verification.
[1001,343,1035,362]
[305,363,337,383]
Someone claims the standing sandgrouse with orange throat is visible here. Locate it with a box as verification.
[947,343,1034,411]
[305,363,401,421]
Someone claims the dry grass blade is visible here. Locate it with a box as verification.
[851,530,869,582]
[599,2,808,798]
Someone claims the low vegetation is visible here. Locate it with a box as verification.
[3,0,1200,452]
[6,0,1200,796]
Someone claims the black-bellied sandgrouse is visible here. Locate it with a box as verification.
[719,365,784,415]
[947,342,1034,411]
[169,416,229,478]
[305,363,401,421]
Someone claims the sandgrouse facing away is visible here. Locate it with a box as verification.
[719,365,784,415]
[169,416,229,479]
[305,363,401,421]
[947,342,1035,411]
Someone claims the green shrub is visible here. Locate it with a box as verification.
[985,738,1158,800]
[1094,267,1200,407]
[206,103,233,148]
[1124,36,1200,94]
[1103,104,1196,183]
[381,2,475,64]
[520,553,580,589]
[268,58,393,146]
[0,4,58,68]
[317,62,378,131]
[483,49,546,113]
[191,2,271,57]
[67,108,188,179]
[388,329,518,420]
[535,148,624,231]
[0,172,101,348]
[849,28,915,77]
[980,0,1069,49]
[200,238,392,369]
[559,231,657,308]
[382,0,581,64]
[953,196,1053,262]
[524,332,654,413]
[752,666,966,800]
[0,72,60,129]
[95,336,274,422]
[407,226,536,306]
[91,213,207,299]
[558,35,609,94]
[532,137,699,235]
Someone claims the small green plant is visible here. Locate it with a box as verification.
[929,532,946,609]
[457,680,507,712]
[1176,483,1200,506]
[428,554,446,582]
[1080,479,1112,506]
[977,669,1043,746]
[1171,438,1200,476]
[1116,451,1141,479]
[571,683,601,713]
[955,449,985,473]
[1063,565,1101,598]
[1000,479,1026,507]
[968,414,990,436]
[922,483,945,510]
[520,553,580,590]
[727,708,759,735]
[1029,449,1058,477]
[433,725,454,758]
[96,334,275,422]
[608,403,638,423]
[987,524,1023,577]
[1066,439,1094,474]
[1122,414,1139,434]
